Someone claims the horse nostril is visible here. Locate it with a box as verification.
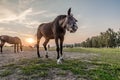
[73,24,75,27]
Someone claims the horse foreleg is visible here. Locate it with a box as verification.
[0,46,2,53]
[0,41,5,53]
[56,37,64,64]
[60,37,64,57]
[43,39,49,58]
[55,38,60,59]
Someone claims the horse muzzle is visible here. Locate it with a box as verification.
[70,26,78,33]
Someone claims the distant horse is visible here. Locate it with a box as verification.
[0,35,22,53]
[37,8,78,64]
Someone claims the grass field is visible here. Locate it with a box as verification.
[0,47,120,80]
[64,47,120,65]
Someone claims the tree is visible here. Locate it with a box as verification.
[80,28,119,48]
[86,38,92,47]
[116,28,120,47]
[105,28,117,47]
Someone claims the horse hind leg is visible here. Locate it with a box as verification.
[17,44,19,53]
[37,33,42,58]
[43,39,49,58]
[14,44,16,53]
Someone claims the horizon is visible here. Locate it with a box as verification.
[0,0,120,46]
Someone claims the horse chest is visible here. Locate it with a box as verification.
[42,30,54,39]
[56,28,66,36]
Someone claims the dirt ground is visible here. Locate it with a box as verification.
[0,50,98,67]
[0,49,99,80]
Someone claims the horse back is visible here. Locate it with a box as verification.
[37,22,54,39]
[13,37,21,44]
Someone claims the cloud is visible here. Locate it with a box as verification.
[18,0,35,10]
[0,29,18,34]
[0,28,34,38]
[18,8,32,23]
[0,27,5,31]
[30,10,47,15]
[0,5,18,23]
[19,33,34,37]
[43,12,58,18]
[0,4,58,30]
[0,7,45,22]
[24,21,41,28]
[0,7,31,23]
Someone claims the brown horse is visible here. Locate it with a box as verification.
[37,8,78,64]
[0,35,22,53]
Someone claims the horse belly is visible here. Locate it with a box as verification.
[45,34,54,39]
[49,35,54,39]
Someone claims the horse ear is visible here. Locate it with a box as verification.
[68,8,71,15]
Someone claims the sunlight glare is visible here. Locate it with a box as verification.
[26,38,35,44]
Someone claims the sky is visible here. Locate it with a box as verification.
[0,0,120,46]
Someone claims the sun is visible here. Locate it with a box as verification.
[26,38,35,44]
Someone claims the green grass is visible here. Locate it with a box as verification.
[0,58,120,80]
[56,70,67,75]
[0,70,12,77]
[63,47,120,54]
[64,47,120,65]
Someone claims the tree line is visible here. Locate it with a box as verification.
[63,28,120,48]
[80,28,120,48]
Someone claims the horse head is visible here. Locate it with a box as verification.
[64,8,78,33]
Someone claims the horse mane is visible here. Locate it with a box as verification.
[51,15,67,29]
[53,15,67,23]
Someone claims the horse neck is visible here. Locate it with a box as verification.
[54,16,67,29]
[0,35,8,42]
[0,36,4,40]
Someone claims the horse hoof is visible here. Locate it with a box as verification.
[61,58,64,62]
[57,58,63,64]
[45,55,48,58]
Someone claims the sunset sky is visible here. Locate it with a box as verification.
[0,0,120,46]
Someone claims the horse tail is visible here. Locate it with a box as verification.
[19,40,22,51]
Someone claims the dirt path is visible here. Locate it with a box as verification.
[0,50,98,66]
